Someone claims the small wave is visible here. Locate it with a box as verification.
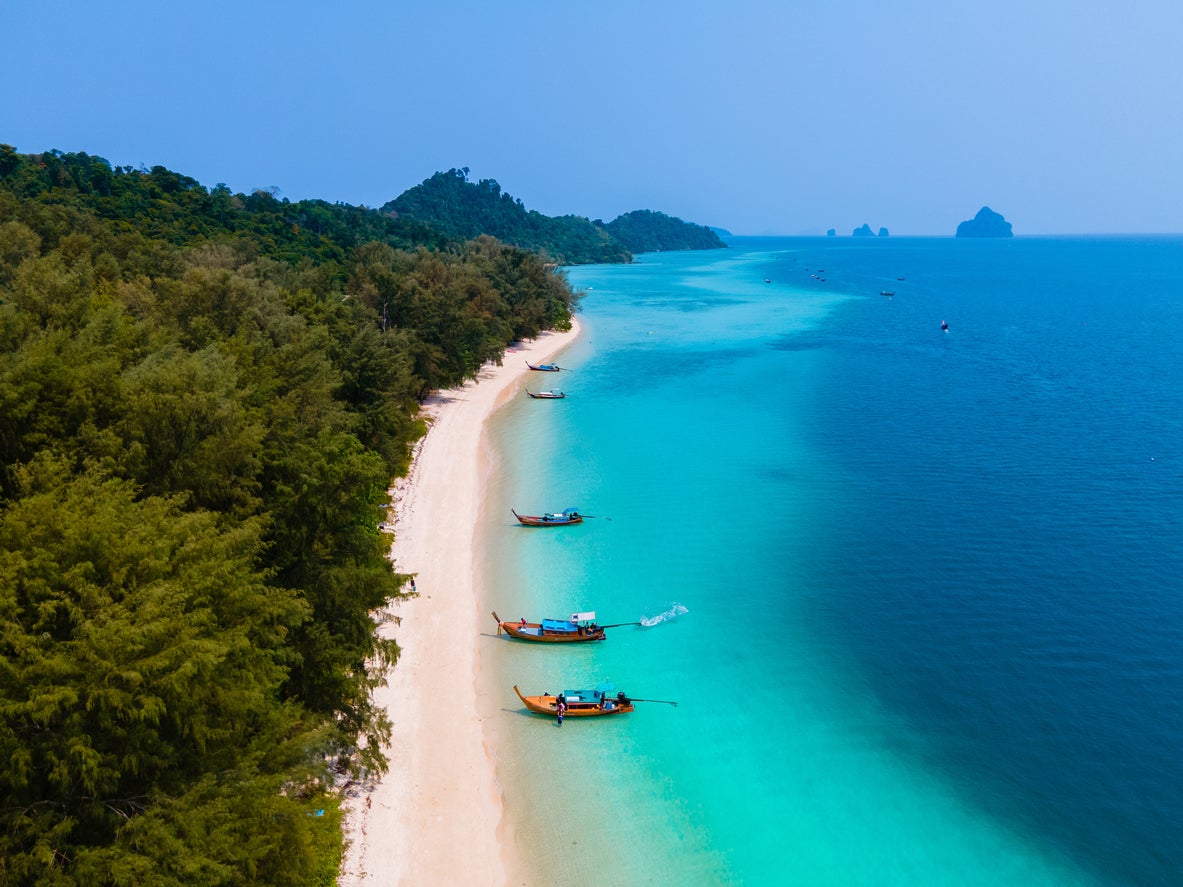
[640,603,688,627]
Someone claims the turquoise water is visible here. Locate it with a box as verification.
[478,237,1183,886]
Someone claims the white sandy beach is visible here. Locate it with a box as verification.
[338,321,581,887]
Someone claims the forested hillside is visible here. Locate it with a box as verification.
[603,209,726,253]
[383,169,630,264]
[0,146,576,884]
[384,168,726,263]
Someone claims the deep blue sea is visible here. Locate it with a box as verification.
[478,237,1183,886]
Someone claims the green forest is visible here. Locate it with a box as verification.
[385,168,727,263]
[0,146,578,884]
[601,209,727,254]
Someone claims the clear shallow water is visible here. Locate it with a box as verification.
[477,237,1183,886]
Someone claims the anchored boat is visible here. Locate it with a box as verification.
[513,684,635,718]
[512,507,582,526]
[526,360,562,372]
[525,388,565,399]
[493,610,605,642]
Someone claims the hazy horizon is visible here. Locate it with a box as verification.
[4,1,1181,236]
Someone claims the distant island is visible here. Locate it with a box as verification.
[603,209,727,256]
[384,169,725,264]
[852,223,888,237]
[956,206,1013,238]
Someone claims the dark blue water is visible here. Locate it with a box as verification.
[487,237,1183,886]
[771,236,1183,885]
[747,232,1183,884]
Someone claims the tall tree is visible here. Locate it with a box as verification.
[0,458,328,884]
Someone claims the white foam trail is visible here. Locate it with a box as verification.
[640,603,688,627]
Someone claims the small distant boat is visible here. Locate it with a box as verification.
[512,507,583,526]
[880,290,895,297]
[526,389,565,399]
[526,360,562,372]
[514,684,635,717]
[494,610,605,642]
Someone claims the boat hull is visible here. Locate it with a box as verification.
[512,509,583,527]
[496,619,605,642]
[513,685,634,717]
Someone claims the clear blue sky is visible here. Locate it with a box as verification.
[3,0,1181,234]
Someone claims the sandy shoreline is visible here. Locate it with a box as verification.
[338,320,582,886]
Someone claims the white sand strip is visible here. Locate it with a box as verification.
[338,320,581,886]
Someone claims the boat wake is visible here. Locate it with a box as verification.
[640,603,688,627]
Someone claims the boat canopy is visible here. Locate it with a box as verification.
[541,618,578,633]
[569,611,596,623]
[562,682,615,702]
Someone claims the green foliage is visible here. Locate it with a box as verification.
[0,458,317,884]
[383,169,727,264]
[0,146,449,268]
[0,145,580,882]
[602,209,727,253]
[385,169,632,264]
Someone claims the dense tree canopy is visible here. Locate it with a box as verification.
[383,169,630,264]
[601,209,727,253]
[383,168,727,263]
[0,146,578,883]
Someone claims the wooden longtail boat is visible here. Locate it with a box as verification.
[493,610,605,642]
[511,507,582,527]
[525,388,565,399]
[513,684,635,718]
[526,360,562,372]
